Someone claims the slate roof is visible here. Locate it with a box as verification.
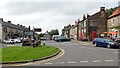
[2,21,23,30]
[108,6,120,18]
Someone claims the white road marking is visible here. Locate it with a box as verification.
[80,61,89,63]
[108,49,116,51]
[68,61,77,64]
[92,60,101,62]
[56,62,64,64]
[45,63,53,64]
[114,52,118,53]
[105,60,114,62]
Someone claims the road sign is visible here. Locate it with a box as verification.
[34,28,42,32]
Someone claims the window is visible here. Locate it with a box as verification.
[110,24,111,26]
[82,29,83,33]
[82,23,84,27]
[119,16,120,23]
[112,19,114,25]
[84,22,86,27]
[84,29,86,33]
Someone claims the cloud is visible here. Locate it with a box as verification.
[0,1,118,34]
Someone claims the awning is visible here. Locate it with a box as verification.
[109,32,118,34]
[103,32,119,34]
[103,32,109,34]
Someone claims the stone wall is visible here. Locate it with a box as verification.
[0,19,2,42]
[107,15,120,38]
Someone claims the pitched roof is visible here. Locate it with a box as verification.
[108,6,120,18]
[72,24,77,28]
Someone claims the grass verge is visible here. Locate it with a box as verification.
[2,45,59,62]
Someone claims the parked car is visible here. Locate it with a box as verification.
[13,39,21,43]
[81,37,88,41]
[17,38,22,43]
[55,36,71,42]
[40,37,49,40]
[93,38,119,48]
[52,35,61,40]
[116,40,120,48]
[3,39,14,44]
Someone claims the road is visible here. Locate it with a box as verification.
[26,40,119,66]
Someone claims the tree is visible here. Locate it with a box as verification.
[38,33,43,38]
[106,6,118,15]
[50,29,59,37]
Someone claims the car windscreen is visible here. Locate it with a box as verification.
[105,38,113,42]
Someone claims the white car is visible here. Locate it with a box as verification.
[13,39,21,43]
[3,39,14,44]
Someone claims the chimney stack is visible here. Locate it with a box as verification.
[17,24,20,26]
[100,7,105,11]
[75,20,77,24]
[8,21,11,23]
[87,13,90,18]
[83,14,86,20]
[20,25,22,27]
[28,26,30,31]
[0,18,3,21]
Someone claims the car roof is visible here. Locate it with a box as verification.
[94,38,105,39]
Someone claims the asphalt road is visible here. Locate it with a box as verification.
[27,40,119,66]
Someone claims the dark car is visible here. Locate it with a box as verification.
[81,37,88,41]
[116,40,120,48]
[93,38,119,48]
[55,36,71,42]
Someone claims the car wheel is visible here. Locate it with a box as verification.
[107,44,111,48]
[59,40,61,42]
[94,43,98,47]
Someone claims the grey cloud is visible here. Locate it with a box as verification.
[3,2,72,15]
[3,2,117,16]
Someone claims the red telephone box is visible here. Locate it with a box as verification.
[92,31,97,41]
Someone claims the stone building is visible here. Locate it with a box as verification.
[62,24,71,38]
[78,7,109,40]
[0,18,34,42]
[107,6,120,39]
[0,18,23,42]
[70,21,78,40]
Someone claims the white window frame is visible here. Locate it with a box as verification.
[84,29,86,33]
[84,22,86,27]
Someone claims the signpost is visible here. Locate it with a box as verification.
[34,28,42,32]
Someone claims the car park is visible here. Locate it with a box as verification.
[93,38,119,48]
[55,36,71,42]
[3,39,14,44]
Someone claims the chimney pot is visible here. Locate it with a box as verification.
[8,21,11,23]
[0,18,3,21]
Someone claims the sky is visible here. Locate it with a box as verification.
[0,0,119,35]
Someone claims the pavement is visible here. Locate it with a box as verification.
[0,43,22,48]
[24,40,119,66]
